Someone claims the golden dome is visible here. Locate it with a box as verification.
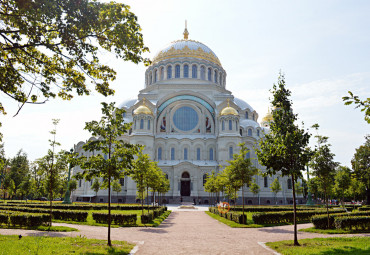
[133,98,152,115]
[262,108,273,122]
[220,100,238,116]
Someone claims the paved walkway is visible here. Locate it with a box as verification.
[0,206,369,255]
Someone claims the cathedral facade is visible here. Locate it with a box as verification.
[72,29,302,205]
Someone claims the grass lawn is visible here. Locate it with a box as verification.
[54,210,171,227]
[205,211,297,228]
[266,237,370,255]
[0,224,78,232]
[300,227,370,234]
[0,235,134,255]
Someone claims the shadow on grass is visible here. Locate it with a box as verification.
[319,247,370,255]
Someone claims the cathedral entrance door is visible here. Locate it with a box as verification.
[180,172,191,196]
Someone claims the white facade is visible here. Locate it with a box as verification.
[73,31,302,205]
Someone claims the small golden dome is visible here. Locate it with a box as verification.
[220,100,238,116]
[133,98,152,115]
[262,108,273,122]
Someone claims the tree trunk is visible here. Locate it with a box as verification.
[108,174,112,246]
[291,175,300,246]
[242,185,245,224]
[366,187,370,205]
[147,186,149,214]
[325,190,330,229]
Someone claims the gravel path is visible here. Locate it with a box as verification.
[1,208,369,255]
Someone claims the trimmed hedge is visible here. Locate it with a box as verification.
[141,212,154,224]
[209,207,247,224]
[92,213,137,225]
[312,211,370,229]
[0,211,48,227]
[228,206,317,213]
[334,216,370,230]
[252,209,346,225]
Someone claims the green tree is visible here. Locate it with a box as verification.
[250,178,260,204]
[256,73,312,246]
[91,179,100,203]
[351,135,370,205]
[343,92,370,124]
[8,149,29,196]
[68,179,77,200]
[270,178,282,204]
[225,143,258,223]
[347,176,366,203]
[7,179,15,199]
[112,179,121,203]
[76,102,139,246]
[0,0,150,141]
[333,166,352,206]
[204,170,218,207]
[309,125,338,229]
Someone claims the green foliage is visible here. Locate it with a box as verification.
[351,135,370,205]
[249,178,260,197]
[270,178,281,204]
[256,72,312,245]
[333,166,352,205]
[311,211,370,229]
[343,91,370,124]
[92,212,137,226]
[335,216,370,230]
[0,0,150,141]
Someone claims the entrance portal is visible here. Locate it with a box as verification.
[180,172,191,196]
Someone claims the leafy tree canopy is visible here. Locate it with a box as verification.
[343,92,370,124]
[0,0,150,140]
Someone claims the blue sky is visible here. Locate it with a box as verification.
[1,0,369,168]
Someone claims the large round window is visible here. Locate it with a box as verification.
[173,106,199,131]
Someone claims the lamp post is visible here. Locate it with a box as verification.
[306,165,314,206]
[62,148,74,204]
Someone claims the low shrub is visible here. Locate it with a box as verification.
[312,211,370,229]
[334,216,370,230]
[92,212,137,225]
[141,212,154,224]
[9,212,48,227]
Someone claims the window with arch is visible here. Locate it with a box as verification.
[175,65,180,78]
[200,66,205,80]
[160,67,164,80]
[222,120,225,131]
[147,119,150,130]
[192,65,197,78]
[246,151,250,159]
[214,70,218,83]
[239,128,243,136]
[134,120,136,129]
[119,178,124,186]
[167,65,172,79]
[184,64,189,78]
[248,129,252,136]
[196,148,201,160]
[245,112,248,119]
[165,174,168,179]
[257,129,260,136]
[236,120,238,131]
[208,68,212,81]
[252,113,255,121]
[264,176,268,188]
[158,147,162,160]
[203,174,207,186]
[229,146,233,159]
[287,179,292,189]
[140,119,144,129]
[228,119,232,130]
[149,73,152,85]
[171,147,175,160]
[122,112,126,118]
[219,73,222,85]
[209,148,214,160]
[154,70,157,83]
[184,148,188,160]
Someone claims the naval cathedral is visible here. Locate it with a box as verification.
[72,27,302,205]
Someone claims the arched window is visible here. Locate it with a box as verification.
[171,147,175,160]
[245,112,248,119]
[149,73,152,85]
[208,68,212,81]
[229,146,233,159]
[147,120,150,130]
[203,174,207,186]
[165,174,168,179]
[209,148,214,160]
[160,67,164,80]
[200,66,205,80]
[252,113,255,121]
[214,70,218,83]
[287,179,292,189]
[236,120,238,131]
[264,176,268,188]
[175,65,180,78]
[122,112,126,118]
[196,148,201,160]
[119,178,124,186]
[246,151,250,159]
[222,120,225,131]
[228,120,232,130]
[192,65,197,78]
[158,147,162,160]
[248,129,252,136]
[184,148,188,160]
[154,69,157,83]
[239,128,243,136]
[257,129,260,136]
[140,119,144,129]
[184,64,189,78]
[167,65,172,79]
[219,73,222,85]
[134,120,136,129]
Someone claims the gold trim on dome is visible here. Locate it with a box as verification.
[262,107,273,122]
[152,40,222,66]
[133,98,152,115]
[220,99,238,116]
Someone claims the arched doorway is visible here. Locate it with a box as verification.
[181,172,191,196]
